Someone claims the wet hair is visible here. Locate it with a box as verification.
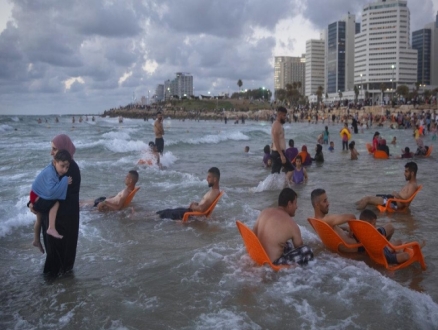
[325,126,328,130]
[311,188,326,207]
[263,145,270,154]
[404,147,410,153]
[278,188,297,207]
[277,106,287,114]
[148,141,155,147]
[348,142,354,150]
[316,144,322,153]
[289,139,294,147]
[359,209,377,223]
[245,146,250,152]
[295,155,302,162]
[405,162,417,175]
[373,131,380,138]
[330,141,334,145]
[54,149,72,163]
[128,170,139,183]
[208,167,220,180]
[157,111,162,115]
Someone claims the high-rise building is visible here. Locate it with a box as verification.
[325,14,356,94]
[174,72,193,98]
[412,12,438,85]
[274,55,306,95]
[305,36,325,97]
[354,0,417,94]
[155,84,164,102]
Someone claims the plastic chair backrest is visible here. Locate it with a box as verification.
[235,221,286,272]
[122,187,140,208]
[307,218,362,252]
[182,191,224,222]
[347,220,426,271]
[425,145,433,157]
[376,185,422,213]
[373,150,389,159]
[366,143,373,154]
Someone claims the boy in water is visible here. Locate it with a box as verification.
[95,170,139,211]
[29,149,72,253]
[328,141,335,152]
[349,141,359,160]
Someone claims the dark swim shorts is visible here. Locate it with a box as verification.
[93,197,106,207]
[156,207,192,220]
[271,150,295,174]
[33,197,58,213]
[273,242,314,266]
[376,194,397,209]
[355,227,397,264]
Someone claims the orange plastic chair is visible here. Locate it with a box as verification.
[425,145,433,157]
[182,191,224,222]
[307,218,362,253]
[376,185,422,213]
[348,220,426,271]
[235,221,287,272]
[373,150,389,159]
[366,143,374,154]
[122,187,140,208]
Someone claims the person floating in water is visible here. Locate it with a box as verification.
[92,170,139,212]
[29,149,73,253]
[157,167,220,220]
[253,188,314,266]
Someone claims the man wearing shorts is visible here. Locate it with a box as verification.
[355,162,419,211]
[154,112,164,155]
[270,107,294,177]
[253,188,314,266]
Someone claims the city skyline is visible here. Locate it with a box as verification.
[0,0,437,115]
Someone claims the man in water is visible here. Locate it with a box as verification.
[94,170,139,211]
[253,188,313,266]
[355,162,419,211]
[270,107,294,176]
[311,188,360,252]
[156,167,221,220]
[154,111,165,155]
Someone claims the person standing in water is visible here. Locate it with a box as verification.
[154,112,165,155]
[270,107,294,176]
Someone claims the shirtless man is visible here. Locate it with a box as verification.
[95,170,139,211]
[154,112,165,155]
[311,188,362,253]
[355,162,418,211]
[253,188,313,266]
[156,167,221,220]
[270,106,294,178]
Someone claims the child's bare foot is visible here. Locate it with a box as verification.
[47,228,63,239]
[32,240,45,253]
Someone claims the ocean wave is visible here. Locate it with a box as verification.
[166,131,250,146]
[0,124,14,133]
[251,173,287,192]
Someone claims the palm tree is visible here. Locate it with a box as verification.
[237,79,243,92]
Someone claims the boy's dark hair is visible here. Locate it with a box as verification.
[289,139,294,147]
[349,142,354,150]
[54,149,72,163]
[404,147,410,153]
[359,209,377,223]
[157,111,162,115]
[277,106,287,114]
[264,145,270,154]
[295,155,302,162]
[208,167,220,180]
[129,170,139,183]
[149,141,155,147]
[278,188,297,207]
[405,162,417,175]
[311,188,326,207]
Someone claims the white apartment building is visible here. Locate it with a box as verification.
[305,37,325,97]
[354,0,417,98]
[163,73,193,99]
[274,55,306,95]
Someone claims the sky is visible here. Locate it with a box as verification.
[0,0,437,115]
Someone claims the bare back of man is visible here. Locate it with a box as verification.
[253,207,303,262]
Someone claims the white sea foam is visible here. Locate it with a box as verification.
[194,309,262,330]
[10,117,20,122]
[166,131,250,146]
[0,124,14,133]
[251,173,287,192]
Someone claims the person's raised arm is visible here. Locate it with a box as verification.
[289,220,304,249]
[324,213,356,227]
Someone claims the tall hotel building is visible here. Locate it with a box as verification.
[412,12,438,85]
[354,0,417,93]
[274,55,306,95]
[164,73,193,99]
[305,35,325,97]
[325,14,356,93]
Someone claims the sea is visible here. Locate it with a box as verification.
[0,114,437,330]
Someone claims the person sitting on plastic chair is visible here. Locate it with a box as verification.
[156,167,221,220]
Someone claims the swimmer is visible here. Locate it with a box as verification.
[349,141,359,160]
[391,136,396,145]
[328,141,334,152]
[398,147,413,159]
[290,156,307,184]
[244,146,250,153]
[253,188,314,266]
[263,145,272,168]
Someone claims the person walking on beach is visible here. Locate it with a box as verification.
[154,112,165,155]
[270,107,294,176]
